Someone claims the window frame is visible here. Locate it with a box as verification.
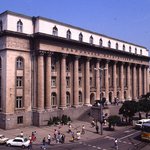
[17,20,23,32]
[52,26,58,36]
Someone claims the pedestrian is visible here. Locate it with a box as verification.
[61,134,65,143]
[31,131,36,142]
[114,138,118,150]
[91,120,95,127]
[68,123,72,133]
[47,133,51,145]
[41,137,46,149]
[20,131,24,137]
[96,125,99,134]
[28,136,32,150]
[81,125,85,134]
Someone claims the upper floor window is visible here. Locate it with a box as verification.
[123,44,125,51]
[51,58,56,72]
[108,41,111,48]
[79,77,82,87]
[52,26,58,36]
[135,48,137,54]
[16,76,23,88]
[140,49,142,55]
[99,39,103,47]
[66,30,71,39]
[116,43,118,50]
[66,77,70,88]
[79,33,83,42]
[66,92,70,106]
[16,57,24,70]
[0,20,2,31]
[89,36,93,44]
[16,96,23,108]
[129,46,131,52]
[17,20,23,32]
[66,61,70,72]
[51,77,56,87]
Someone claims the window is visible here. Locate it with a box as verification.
[79,77,82,87]
[140,49,142,55]
[99,39,103,47]
[16,96,23,108]
[16,76,23,88]
[79,33,83,42]
[116,43,118,50]
[66,30,71,39]
[52,26,58,36]
[108,41,111,48]
[51,77,56,87]
[135,48,137,54]
[123,45,125,51]
[79,62,82,72]
[66,62,70,72]
[16,57,24,70]
[17,116,23,124]
[17,20,23,32]
[0,20,2,31]
[51,58,56,72]
[66,92,70,106]
[66,77,70,88]
[129,46,132,52]
[51,92,57,107]
[90,77,92,86]
[79,91,82,103]
[89,36,93,44]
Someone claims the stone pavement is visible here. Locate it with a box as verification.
[0,120,129,146]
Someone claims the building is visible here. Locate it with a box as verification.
[0,11,149,129]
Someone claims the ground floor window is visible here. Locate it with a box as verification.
[51,92,57,107]
[17,116,23,124]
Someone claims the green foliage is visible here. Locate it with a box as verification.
[61,115,68,125]
[107,115,121,129]
[47,117,53,126]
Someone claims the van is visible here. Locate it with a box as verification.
[135,119,150,129]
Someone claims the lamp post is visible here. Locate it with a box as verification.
[94,67,107,135]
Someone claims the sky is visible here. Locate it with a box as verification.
[0,0,150,51]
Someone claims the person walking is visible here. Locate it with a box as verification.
[81,125,85,134]
[114,138,118,150]
[96,125,99,134]
[41,137,46,150]
[47,134,51,145]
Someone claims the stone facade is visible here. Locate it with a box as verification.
[0,11,149,129]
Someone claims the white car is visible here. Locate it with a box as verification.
[135,119,150,129]
[0,135,9,144]
[6,137,30,148]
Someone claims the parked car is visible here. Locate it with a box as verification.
[6,137,30,148]
[135,119,150,129]
[0,135,9,144]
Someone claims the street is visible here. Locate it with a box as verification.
[0,128,149,150]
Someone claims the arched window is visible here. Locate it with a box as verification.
[0,20,2,31]
[79,91,82,103]
[66,30,71,39]
[17,20,23,32]
[66,92,70,106]
[135,48,137,54]
[79,33,83,42]
[16,57,24,70]
[116,43,118,50]
[99,38,103,47]
[89,35,93,44]
[140,49,142,55]
[52,26,58,36]
[129,46,132,52]
[51,92,57,107]
[108,40,111,48]
[123,44,125,51]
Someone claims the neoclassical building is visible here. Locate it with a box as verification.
[0,11,149,129]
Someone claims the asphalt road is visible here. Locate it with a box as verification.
[0,128,149,150]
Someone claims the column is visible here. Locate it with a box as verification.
[60,54,66,108]
[96,59,100,100]
[127,63,131,100]
[144,66,147,95]
[139,65,142,97]
[120,62,124,101]
[85,58,90,105]
[146,66,149,93]
[113,61,117,101]
[73,56,79,107]
[45,52,52,110]
[133,64,137,99]
[105,61,109,102]
[37,52,44,111]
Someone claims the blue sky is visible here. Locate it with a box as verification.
[0,0,150,51]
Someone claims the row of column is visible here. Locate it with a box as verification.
[37,52,149,111]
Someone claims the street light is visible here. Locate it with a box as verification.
[94,67,107,135]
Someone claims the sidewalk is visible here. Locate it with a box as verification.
[0,120,129,145]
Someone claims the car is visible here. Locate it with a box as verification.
[135,119,150,129]
[6,137,30,148]
[0,135,9,144]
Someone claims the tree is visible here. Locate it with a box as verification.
[107,115,121,130]
[119,100,138,123]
